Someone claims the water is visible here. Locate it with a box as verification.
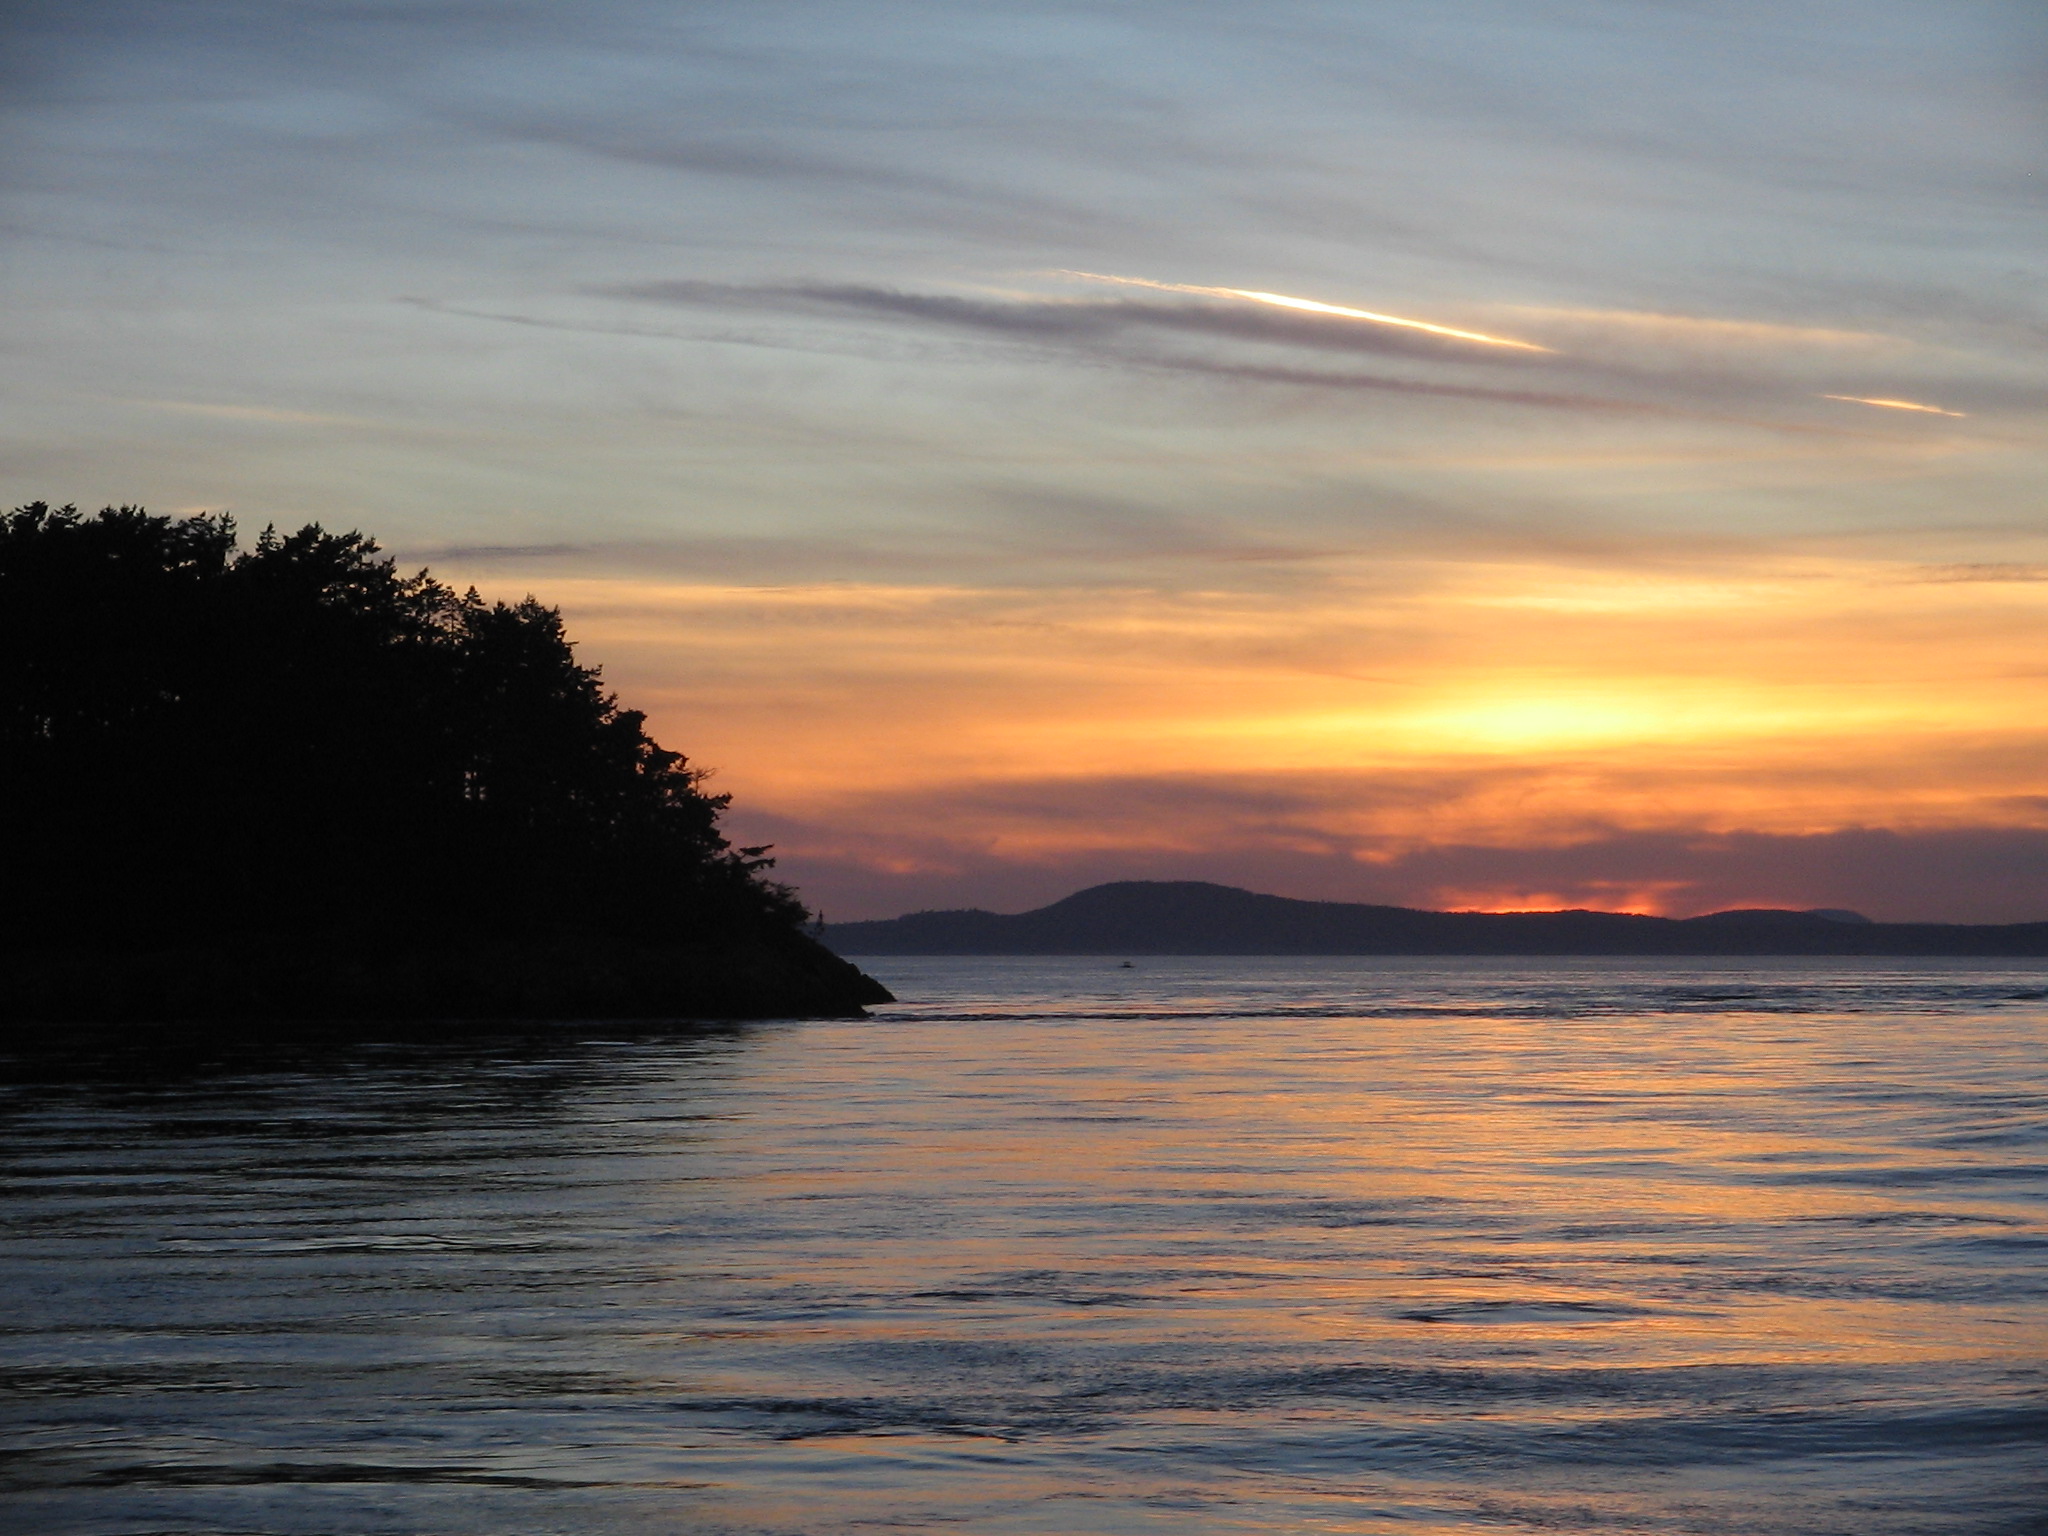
[4,956,2046,1535]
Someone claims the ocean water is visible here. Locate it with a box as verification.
[3,955,2046,1535]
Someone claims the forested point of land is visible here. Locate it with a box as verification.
[0,502,890,1023]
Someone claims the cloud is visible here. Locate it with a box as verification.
[604,279,1535,361]
[1907,563,2048,584]
[121,398,391,429]
[1124,355,1711,417]
[416,542,588,561]
[1822,394,1967,418]
[592,279,1858,425]
[582,277,1999,438]
[1051,270,1553,350]
[1501,307,1900,352]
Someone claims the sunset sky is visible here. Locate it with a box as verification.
[8,1,2046,920]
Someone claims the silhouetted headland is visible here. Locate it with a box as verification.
[825,880,2048,956]
[0,503,890,1024]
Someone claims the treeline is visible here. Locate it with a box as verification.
[0,504,875,1015]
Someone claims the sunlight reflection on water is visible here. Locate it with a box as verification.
[3,956,2045,1534]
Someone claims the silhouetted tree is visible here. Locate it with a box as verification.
[0,502,804,956]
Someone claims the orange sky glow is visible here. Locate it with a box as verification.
[546,539,2048,920]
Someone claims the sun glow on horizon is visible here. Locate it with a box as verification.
[1054,270,1554,351]
[1444,897,1671,916]
[505,547,2048,922]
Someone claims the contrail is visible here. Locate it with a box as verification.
[1054,270,1554,352]
[1822,394,1966,417]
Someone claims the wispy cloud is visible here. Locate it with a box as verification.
[1908,563,2048,584]
[602,279,1531,361]
[120,398,388,428]
[1118,353,1786,422]
[593,279,1867,428]
[1053,270,1553,351]
[1822,394,1967,417]
[1504,307,1899,352]
[417,542,589,561]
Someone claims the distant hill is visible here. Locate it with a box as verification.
[824,881,2048,957]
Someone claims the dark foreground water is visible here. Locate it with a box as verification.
[4,957,2046,1535]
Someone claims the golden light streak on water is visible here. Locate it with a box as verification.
[1822,394,1967,417]
[1055,270,1554,351]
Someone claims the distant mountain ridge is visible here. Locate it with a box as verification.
[824,881,2048,957]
